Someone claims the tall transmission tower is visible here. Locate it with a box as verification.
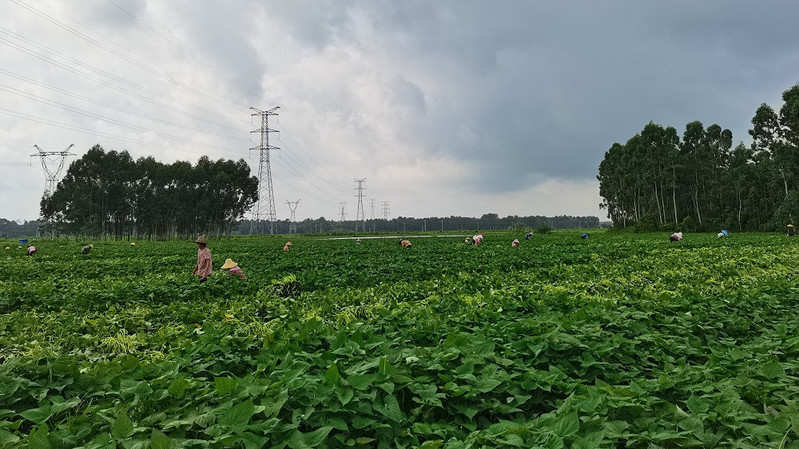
[339,202,348,222]
[381,200,390,220]
[286,199,300,234]
[31,144,75,196]
[369,199,376,220]
[249,106,280,235]
[353,178,366,232]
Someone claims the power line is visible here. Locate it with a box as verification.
[354,178,366,233]
[0,28,246,134]
[105,0,265,104]
[249,106,280,235]
[9,0,247,116]
[0,107,237,159]
[0,83,244,155]
[0,67,248,142]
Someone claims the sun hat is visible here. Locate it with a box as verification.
[221,258,238,270]
[130,242,136,246]
[195,236,207,244]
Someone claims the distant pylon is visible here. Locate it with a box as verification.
[354,178,366,232]
[370,199,376,220]
[339,202,348,222]
[31,144,75,197]
[249,106,280,235]
[381,200,390,220]
[286,199,300,234]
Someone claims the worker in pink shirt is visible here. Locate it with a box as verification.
[191,236,212,282]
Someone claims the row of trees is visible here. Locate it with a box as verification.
[41,146,258,239]
[236,214,599,235]
[0,219,39,239]
[598,84,799,231]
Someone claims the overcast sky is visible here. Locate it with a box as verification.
[1,1,798,222]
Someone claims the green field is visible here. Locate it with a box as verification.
[2,231,799,448]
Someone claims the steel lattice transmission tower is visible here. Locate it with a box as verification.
[31,144,75,197]
[353,178,366,232]
[286,199,300,234]
[249,106,280,235]
[381,200,390,220]
[369,199,376,220]
[339,202,348,222]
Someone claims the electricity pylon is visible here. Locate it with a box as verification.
[381,200,390,220]
[354,178,366,232]
[339,202,348,222]
[370,199,376,220]
[249,106,280,235]
[286,199,300,234]
[31,144,75,196]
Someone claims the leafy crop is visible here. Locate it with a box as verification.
[2,232,799,448]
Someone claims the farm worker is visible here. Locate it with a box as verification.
[581,233,590,239]
[220,259,246,280]
[4,246,9,251]
[356,238,362,245]
[472,234,484,245]
[283,241,292,251]
[512,239,519,247]
[464,236,471,244]
[788,224,795,236]
[81,244,94,254]
[26,245,36,256]
[192,236,212,282]
[400,239,412,248]
[525,232,532,241]
[669,232,683,242]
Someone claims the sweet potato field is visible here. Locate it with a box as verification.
[2,232,799,448]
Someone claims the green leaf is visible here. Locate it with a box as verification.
[686,395,709,414]
[554,412,579,437]
[420,440,443,449]
[150,429,171,449]
[0,429,20,445]
[325,362,341,386]
[347,374,376,390]
[355,437,375,445]
[220,399,255,430]
[759,360,786,379]
[20,405,53,425]
[50,396,80,415]
[262,392,288,418]
[287,426,333,449]
[214,377,237,395]
[167,378,190,399]
[28,425,51,449]
[378,357,396,376]
[335,387,354,406]
[376,394,403,423]
[112,412,135,439]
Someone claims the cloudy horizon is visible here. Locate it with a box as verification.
[1,1,798,222]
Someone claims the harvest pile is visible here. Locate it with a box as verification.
[2,232,799,448]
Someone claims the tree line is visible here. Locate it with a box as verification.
[598,84,799,231]
[41,145,258,239]
[237,214,599,235]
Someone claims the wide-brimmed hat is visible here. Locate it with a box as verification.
[194,236,207,244]
[285,241,292,246]
[221,258,238,270]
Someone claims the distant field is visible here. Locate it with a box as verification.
[2,231,799,448]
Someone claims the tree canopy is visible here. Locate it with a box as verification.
[598,84,799,231]
[41,145,258,239]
